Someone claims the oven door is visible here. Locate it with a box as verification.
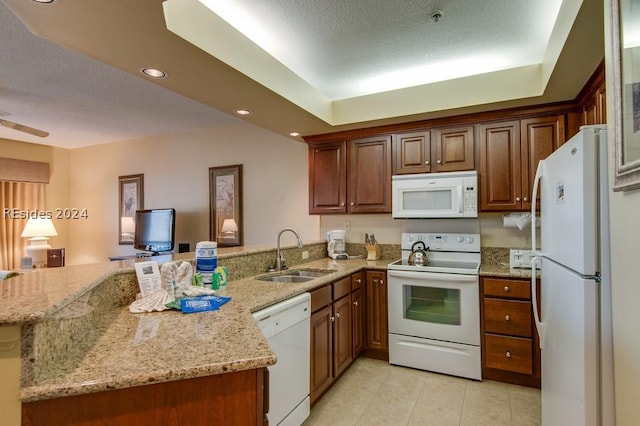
[387,269,480,346]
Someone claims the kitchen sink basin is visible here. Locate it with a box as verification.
[256,268,336,283]
[257,275,314,283]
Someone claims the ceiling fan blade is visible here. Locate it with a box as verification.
[0,119,49,138]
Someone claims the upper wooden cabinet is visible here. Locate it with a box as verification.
[348,136,392,213]
[520,116,565,209]
[433,125,475,172]
[583,84,606,126]
[393,126,474,175]
[308,136,392,215]
[478,115,565,211]
[478,121,522,211]
[393,131,431,174]
[308,141,347,214]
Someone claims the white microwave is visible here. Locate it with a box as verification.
[392,171,478,218]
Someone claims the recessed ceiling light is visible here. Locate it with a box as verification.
[141,68,167,79]
[289,132,301,137]
[234,109,252,116]
[32,0,55,3]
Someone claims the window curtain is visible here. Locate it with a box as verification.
[0,182,46,270]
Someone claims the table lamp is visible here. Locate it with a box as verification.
[21,217,58,267]
[220,218,238,237]
[120,216,135,242]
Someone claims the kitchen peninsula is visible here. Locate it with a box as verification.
[0,242,389,426]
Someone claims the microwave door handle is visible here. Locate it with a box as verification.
[457,186,464,213]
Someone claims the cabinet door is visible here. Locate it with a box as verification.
[310,305,333,404]
[433,125,475,172]
[351,287,364,358]
[365,271,388,351]
[308,141,347,214]
[333,295,353,377]
[478,121,522,211]
[392,131,431,174]
[520,116,565,210]
[348,136,392,213]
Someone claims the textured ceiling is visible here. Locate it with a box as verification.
[0,0,604,149]
[202,0,562,99]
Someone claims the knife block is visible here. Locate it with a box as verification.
[366,243,381,261]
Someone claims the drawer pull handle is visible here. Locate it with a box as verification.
[356,279,362,284]
[336,312,341,319]
[506,351,512,358]
[504,286,510,292]
[505,315,510,321]
[330,316,335,322]
[380,280,384,285]
[353,301,358,306]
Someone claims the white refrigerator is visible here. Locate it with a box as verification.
[530,125,615,426]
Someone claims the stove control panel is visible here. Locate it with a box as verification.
[402,233,480,253]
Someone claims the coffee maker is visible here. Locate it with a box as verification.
[327,230,348,259]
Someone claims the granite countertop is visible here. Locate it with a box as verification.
[479,247,539,279]
[2,245,536,403]
[7,256,389,402]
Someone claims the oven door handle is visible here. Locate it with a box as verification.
[387,270,478,282]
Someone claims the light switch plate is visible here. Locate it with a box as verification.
[509,249,541,269]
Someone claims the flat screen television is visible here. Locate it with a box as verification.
[134,208,175,254]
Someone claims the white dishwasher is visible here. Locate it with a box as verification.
[253,293,310,426]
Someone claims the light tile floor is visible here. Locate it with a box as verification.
[303,357,541,426]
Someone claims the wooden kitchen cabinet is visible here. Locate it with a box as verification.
[393,126,474,175]
[309,275,359,405]
[364,270,388,358]
[23,368,266,426]
[348,135,392,213]
[479,115,565,211]
[351,272,364,357]
[308,135,391,214]
[308,140,347,214]
[480,276,541,388]
[393,131,431,174]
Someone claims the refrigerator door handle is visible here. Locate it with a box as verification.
[530,159,544,254]
[530,256,545,350]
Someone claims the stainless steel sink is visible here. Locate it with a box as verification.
[286,268,336,278]
[257,275,314,283]
[256,268,336,283]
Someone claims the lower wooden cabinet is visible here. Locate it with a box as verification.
[351,272,364,357]
[309,275,356,405]
[22,368,266,426]
[364,270,388,358]
[480,276,541,388]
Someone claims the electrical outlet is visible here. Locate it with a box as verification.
[345,221,351,231]
[301,251,309,260]
[509,249,540,269]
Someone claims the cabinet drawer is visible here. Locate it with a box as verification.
[484,299,532,337]
[351,272,363,291]
[483,278,531,299]
[484,334,533,375]
[310,285,332,312]
[333,277,351,300]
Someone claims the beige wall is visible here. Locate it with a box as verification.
[0,138,70,255]
[67,122,319,265]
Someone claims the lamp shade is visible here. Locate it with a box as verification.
[121,216,136,234]
[221,218,238,234]
[21,218,58,239]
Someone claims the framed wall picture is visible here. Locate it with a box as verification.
[609,0,640,191]
[209,164,243,246]
[118,174,144,245]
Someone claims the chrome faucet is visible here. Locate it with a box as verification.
[276,228,303,271]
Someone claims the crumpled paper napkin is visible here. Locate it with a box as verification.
[129,261,216,313]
